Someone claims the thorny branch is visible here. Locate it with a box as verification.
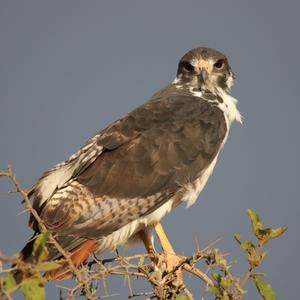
[0,166,95,299]
[0,166,286,300]
[0,166,222,299]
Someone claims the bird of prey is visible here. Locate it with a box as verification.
[20,47,241,280]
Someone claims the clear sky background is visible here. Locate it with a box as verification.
[0,1,299,299]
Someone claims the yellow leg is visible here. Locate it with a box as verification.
[153,222,176,257]
[154,222,183,285]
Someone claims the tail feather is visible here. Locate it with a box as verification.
[12,235,37,284]
[14,237,98,282]
[19,236,36,262]
[45,239,98,280]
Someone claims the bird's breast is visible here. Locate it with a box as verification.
[182,154,219,208]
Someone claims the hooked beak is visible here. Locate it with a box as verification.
[196,60,210,83]
[199,68,208,82]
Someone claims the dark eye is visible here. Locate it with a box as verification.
[182,62,194,72]
[214,59,224,69]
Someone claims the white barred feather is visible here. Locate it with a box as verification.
[34,133,103,206]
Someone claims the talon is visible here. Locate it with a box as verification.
[154,222,184,287]
[163,251,183,286]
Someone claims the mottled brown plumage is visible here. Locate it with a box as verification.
[42,90,226,234]
[20,47,241,279]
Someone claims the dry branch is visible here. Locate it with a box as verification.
[0,166,286,300]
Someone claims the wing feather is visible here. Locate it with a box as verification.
[30,88,227,246]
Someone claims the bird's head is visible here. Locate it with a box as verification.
[175,47,235,94]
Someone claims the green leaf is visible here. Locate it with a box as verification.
[241,239,255,252]
[176,295,189,300]
[3,273,16,291]
[21,278,45,300]
[235,234,255,251]
[207,286,221,297]
[33,232,49,262]
[212,272,221,283]
[137,256,145,266]
[247,208,263,233]
[269,227,288,239]
[34,261,61,272]
[247,209,287,246]
[220,277,232,290]
[254,277,276,300]
[256,226,287,246]
[234,231,261,267]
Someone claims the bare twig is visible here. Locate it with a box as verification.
[1,166,95,299]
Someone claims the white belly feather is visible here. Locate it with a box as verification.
[97,200,173,252]
[97,155,220,252]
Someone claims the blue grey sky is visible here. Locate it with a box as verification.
[0,1,299,299]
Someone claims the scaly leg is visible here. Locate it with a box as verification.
[154,222,183,285]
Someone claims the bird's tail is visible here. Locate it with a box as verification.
[12,236,36,284]
[45,239,98,280]
[13,236,98,282]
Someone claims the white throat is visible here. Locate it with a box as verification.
[173,76,242,126]
[215,88,242,126]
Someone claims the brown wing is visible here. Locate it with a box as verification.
[38,92,227,244]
